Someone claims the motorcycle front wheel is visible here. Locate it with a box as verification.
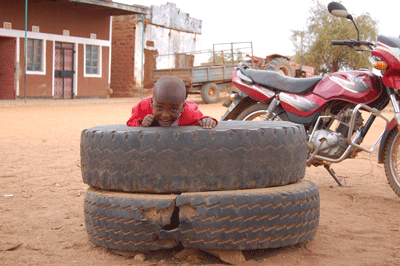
[383,128,400,198]
[236,103,289,121]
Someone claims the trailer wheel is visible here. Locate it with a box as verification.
[201,82,220,104]
[80,121,307,193]
[266,57,295,77]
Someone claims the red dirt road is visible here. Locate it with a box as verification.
[1,95,399,265]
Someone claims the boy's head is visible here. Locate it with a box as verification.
[151,76,186,126]
[153,75,186,103]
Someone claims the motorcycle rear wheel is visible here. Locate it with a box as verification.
[383,129,400,197]
[236,103,289,121]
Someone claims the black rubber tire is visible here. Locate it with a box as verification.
[80,121,307,193]
[84,187,179,251]
[85,180,319,251]
[383,128,400,197]
[200,82,220,104]
[266,57,295,77]
[159,179,320,250]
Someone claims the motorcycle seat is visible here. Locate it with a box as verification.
[238,67,323,94]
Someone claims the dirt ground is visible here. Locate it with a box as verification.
[1,94,400,266]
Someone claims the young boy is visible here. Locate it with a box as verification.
[126,75,218,129]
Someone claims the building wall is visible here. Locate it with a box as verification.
[150,3,202,34]
[134,3,202,91]
[2,0,111,40]
[110,3,202,97]
[110,15,137,97]
[138,22,200,70]
[77,45,110,97]
[0,0,112,99]
[19,39,53,97]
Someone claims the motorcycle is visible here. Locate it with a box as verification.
[221,2,400,197]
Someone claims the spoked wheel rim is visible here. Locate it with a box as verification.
[242,110,283,121]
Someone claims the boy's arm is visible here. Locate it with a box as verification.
[198,117,217,129]
[179,101,218,126]
[126,98,152,127]
[189,101,218,125]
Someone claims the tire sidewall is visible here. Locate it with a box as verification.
[384,128,400,197]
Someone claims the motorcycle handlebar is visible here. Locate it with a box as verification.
[331,40,347,46]
[331,40,374,50]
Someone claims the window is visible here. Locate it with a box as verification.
[86,45,99,75]
[27,39,43,71]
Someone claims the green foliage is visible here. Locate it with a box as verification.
[207,50,244,65]
[291,1,378,75]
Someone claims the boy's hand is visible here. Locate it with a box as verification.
[199,118,217,129]
[142,114,155,127]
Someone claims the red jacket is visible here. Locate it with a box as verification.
[126,96,218,127]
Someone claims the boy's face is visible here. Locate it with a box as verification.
[151,96,185,126]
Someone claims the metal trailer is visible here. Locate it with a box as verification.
[152,42,253,104]
[152,65,235,104]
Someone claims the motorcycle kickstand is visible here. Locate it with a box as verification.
[324,164,345,186]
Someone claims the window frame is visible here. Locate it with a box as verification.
[84,44,102,77]
[26,38,46,75]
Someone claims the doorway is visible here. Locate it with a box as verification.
[0,37,16,100]
[143,48,158,89]
[54,42,74,99]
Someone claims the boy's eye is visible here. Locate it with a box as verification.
[155,106,162,110]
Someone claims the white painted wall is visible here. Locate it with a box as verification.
[133,3,202,89]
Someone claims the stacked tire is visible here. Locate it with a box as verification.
[81,121,319,252]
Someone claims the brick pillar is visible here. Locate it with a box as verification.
[110,15,137,97]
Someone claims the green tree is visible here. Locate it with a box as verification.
[207,51,224,65]
[207,50,244,65]
[291,1,378,76]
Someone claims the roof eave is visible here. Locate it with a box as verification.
[68,0,150,16]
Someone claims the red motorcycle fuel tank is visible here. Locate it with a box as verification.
[313,70,382,103]
[279,70,382,117]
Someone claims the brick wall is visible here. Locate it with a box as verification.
[110,3,202,98]
[110,15,137,97]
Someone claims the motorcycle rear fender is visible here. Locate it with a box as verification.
[221,96,257,121]
[232,69,276,102]
[378,117,398,163]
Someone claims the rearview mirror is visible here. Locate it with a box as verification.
[328,2,359,41]
[328,2,351,19]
